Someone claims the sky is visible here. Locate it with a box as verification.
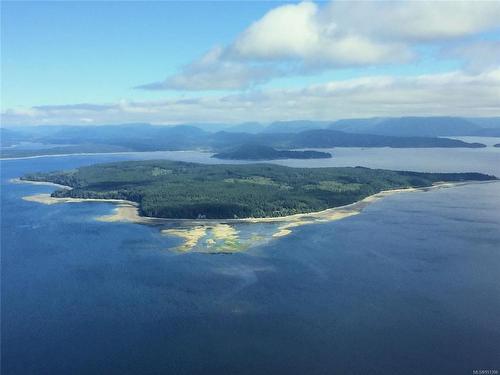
[1,0,500,126]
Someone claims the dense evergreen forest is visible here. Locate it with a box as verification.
[212,144,332,160]
[22,160,497,219]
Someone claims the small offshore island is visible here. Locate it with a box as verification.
[21,160,496,220]
[212,144,332,160]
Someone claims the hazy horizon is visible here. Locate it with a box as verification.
[2,115,500,129]
[2,1,500,126]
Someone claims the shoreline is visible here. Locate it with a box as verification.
[2,141,499,161]
[15,177,498,252]
[14,177,146,222]
[10,177,73,190]
[0,150,213,161]
[15,177,495,225]
[1,151,137,161]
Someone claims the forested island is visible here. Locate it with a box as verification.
[212,144,332,160]
[494,144,500,148]
[21,160,497,219]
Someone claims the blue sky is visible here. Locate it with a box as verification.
[2,1,500,125]
[2,1,276,107]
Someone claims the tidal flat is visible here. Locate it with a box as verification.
[17,178,486,253]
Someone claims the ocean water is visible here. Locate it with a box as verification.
[1,145,500,375]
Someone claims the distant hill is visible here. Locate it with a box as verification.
[36,124,210,151]
[212,144,332,160]
[286,129,485,148]
[0,128,25,147]
[210,129,486,149]
[474,128,500,137]
[225,122,267,134]
[1,121,488,158]
[370,117,480,137]
[262,120,330,133]
[467,117,500,129]
[328,118,386,133]
[329,117,482,137]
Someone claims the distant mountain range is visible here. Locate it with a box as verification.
[260,120,331,134]
[328,117,500,137]
[224,116,500,136]
[1,116,498,158]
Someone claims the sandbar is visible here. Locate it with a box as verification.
[10,177,72,190]
[16,177,495,252]
[162,226,207,252]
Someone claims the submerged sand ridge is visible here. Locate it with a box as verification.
[15,177,494,253]
[162,224,245,253]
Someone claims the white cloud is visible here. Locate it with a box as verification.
[328,1,500,41]
[442,40,500,73]
[137,47,280,91]
[136,1,500,91]
[5,69,500,126]
[228,0,500,66]
[228,1,412,66]
[230,2,320,60]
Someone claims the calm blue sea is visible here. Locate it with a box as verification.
[1,145,500,375]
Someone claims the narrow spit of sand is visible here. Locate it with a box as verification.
[21,193,147,223]
[17,178,473,226]
[14,177,148,223]
[16,177,493,252]
[10,177,72,190]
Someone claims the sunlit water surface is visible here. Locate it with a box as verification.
[2,143,500,374]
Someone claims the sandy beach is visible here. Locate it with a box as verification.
[1,150,213,161]
[17,178,479,225]
[10,177,73,190]
[16,177,494,252]
[1,151,138,161]
[19,182,422,224]
[22,193,139,208]
[21,192,148,223]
